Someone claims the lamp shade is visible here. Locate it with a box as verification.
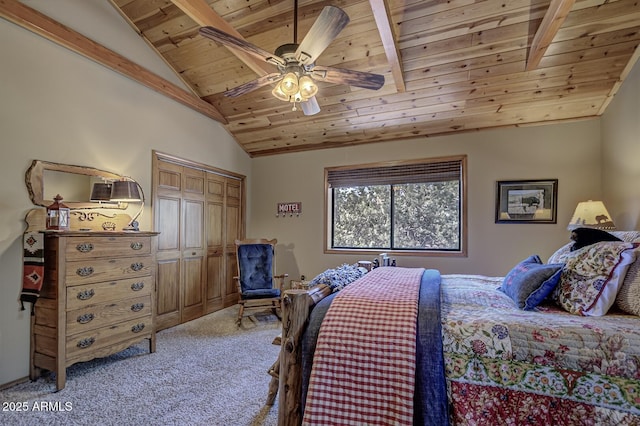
[110,178,145,231]
[280,72,299,96]
[298,75,318,99]
[567,200,616,230]
[110,179,142,202]
[272,83,290,102]
[300,96,321,116]
[90,182,112,201]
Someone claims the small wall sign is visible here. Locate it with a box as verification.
[277,202,302,217]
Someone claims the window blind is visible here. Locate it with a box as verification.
[327,158,462,188]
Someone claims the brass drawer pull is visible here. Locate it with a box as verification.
[131,282,145,291]
[77,289,95,301]
[130,262,144,271]
[130,242,144,250]
[76,266,94,277]
[76,313,95,324]
[131,323,145,333]
[77,337,95,349]
[76,243,94,253]
[131,303,144,312]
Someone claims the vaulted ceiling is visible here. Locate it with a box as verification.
[3,0,640,157]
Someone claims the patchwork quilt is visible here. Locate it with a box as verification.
[442,274,640,425]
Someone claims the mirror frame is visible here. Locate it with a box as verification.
[26,160,127,210]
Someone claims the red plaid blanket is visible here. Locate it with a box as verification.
[302,267,424,426]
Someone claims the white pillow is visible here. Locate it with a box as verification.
[552,241,636,316]
[547,241,573,264]
[585,248,636,316]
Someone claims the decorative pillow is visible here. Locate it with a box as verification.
[308,263,365,293]
[553,241,637,316]
[610,231,640,243]
[499,255,564,310]
[570,227,621,251]
[615,249,640,316]
[548,241,573,264]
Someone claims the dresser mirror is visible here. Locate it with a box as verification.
[26,160,128,209]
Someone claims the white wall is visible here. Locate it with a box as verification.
[0,1,251,386]
[602,59,640,229]
[250,119,603,282]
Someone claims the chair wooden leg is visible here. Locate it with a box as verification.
[237,303,244,325]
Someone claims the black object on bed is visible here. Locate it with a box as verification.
[570,227,621,251]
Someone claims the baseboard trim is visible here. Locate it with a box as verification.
[0,376,29,391]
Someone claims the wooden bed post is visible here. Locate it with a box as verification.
[278,285,331,426]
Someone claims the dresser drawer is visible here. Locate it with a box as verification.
[65,236,151,260]
[66,276,152,309]
[65,256,153,285]
[66,295,152,334]
[66,316,152,358]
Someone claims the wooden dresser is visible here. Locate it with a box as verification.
[30,231,159,391]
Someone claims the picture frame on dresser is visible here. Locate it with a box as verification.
[495,179,558,224]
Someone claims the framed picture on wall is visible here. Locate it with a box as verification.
[495,179,558,224]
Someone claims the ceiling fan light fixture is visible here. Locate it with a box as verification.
[200,4,385,117]
[301,96,321,116]
[281,72,299,96]
[298,75,318,98]
[272,83,291,102]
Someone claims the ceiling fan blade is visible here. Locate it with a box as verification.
[223,73,283,98]
[199,26,285,67]
[301,96,321,116]
[295,6,350,65]
[312,65,385,90]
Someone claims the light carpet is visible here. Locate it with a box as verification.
[0,307,281,426]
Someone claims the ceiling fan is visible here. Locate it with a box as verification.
[198,2,385,116]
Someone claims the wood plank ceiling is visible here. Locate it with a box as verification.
[61,1,640,155]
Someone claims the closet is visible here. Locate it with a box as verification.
[153,152,245,330]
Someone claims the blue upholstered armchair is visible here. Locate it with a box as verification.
[234,239,287,325]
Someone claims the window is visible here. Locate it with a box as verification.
[325,156,466,255]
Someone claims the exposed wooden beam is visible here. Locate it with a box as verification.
[107,0,200,98]
[0,0,227,124]
[170,0,272,76]
[526,0,576,71]
[369,0,405,93]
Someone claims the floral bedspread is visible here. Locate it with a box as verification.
[441,274,640,425]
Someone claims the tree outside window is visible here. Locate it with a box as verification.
[326,156,466,255]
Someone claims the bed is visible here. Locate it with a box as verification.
[276,231,640,425]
